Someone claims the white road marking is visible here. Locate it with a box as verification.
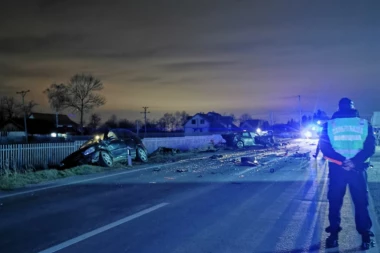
[38,202,169,253]
[0,157,207,199]
[235,166,258,176]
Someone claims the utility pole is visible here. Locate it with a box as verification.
[16,90,30,143]
[298,95,302,131]
[140,107,150,138]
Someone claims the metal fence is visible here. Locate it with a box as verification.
[0,141,86,170]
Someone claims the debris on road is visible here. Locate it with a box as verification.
[150,147,180,156]
[153,168,161,172]
[291,151,311,160]
[164,177,175,180]
[210,154,224,159]
[240,157,259,166]
[176,168,188,173]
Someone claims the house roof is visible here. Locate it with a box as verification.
[0,119,24,131]
[187,112,240,132]
[209,122,240,132]
[29,113,78,126]
[0,117,80,135]
[240,119,268,128]
[194,112,234,124]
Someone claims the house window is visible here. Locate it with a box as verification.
[200,128,203,132]
[200,119,205,124]
[192,119,196,124]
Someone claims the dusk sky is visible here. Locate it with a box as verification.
[1,0,380,123]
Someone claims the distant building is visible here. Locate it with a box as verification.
[0,119,25,138]
[29,113,78,128]
[240,119,270,132]
[184,112,240,135]
[0,113,80,141]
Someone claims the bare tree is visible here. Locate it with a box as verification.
[0,97,5,122]
[174,111,189,130]
[157,113,176,132]
[22,100,38,118]
[239,113,252,123]
[65,74,106,128]
[103,114,118,128]
[43,83,68,127]
[135,119,143,135]
[118,119,135,130]
[2,96,19,120]
[88,113,102,129]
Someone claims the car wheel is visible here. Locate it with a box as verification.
[136,147,148,163]
[99,151,113,167]
[92,152,100,163]
[236,141,244,149]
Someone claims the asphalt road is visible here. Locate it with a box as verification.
[0,140,378,253]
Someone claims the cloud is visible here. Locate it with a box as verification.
[128,76,160,83]
[0,33,84,55]
[160,60,238,72]
[0,0,380,121]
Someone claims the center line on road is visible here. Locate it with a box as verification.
[38,202,169,253]
[235,166,258,176]
[0,157,208,199]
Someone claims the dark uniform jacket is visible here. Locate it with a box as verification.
[319,109,376,172]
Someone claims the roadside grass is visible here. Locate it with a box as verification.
[0,150,201,191]
[0,165,112,191]
[0,141,293,191]
[0,150,202,191]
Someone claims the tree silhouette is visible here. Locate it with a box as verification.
[43,83,67,127]
[88,113,102,129]
[239,113,252,123]
[2,96,18,120]
[65,74,106,128]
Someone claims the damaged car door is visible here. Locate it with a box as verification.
[105,130,128,161]
[241,132,255,147]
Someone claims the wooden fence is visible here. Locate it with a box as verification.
[0,141,86,170]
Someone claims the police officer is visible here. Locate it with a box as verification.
[320,97,376,249]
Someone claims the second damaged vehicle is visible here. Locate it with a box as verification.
[222,130,275,149]
[60,128,148,169]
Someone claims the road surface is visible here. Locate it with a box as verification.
[0,139,378,253]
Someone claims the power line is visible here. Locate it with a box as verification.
[140,106,150,137]
[16,90,30,143]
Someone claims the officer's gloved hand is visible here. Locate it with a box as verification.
[342,159,355,171]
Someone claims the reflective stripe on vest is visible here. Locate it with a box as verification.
[327,117,368,160]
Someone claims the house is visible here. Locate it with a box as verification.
[29,113,78,128]
[240,119,270,133]
[184,112,240,135]
[0,119,25,138]
[0,113,79,139]
[29,113,80,136]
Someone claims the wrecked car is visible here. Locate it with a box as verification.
[222,130,275,149]
[60,128,148,169]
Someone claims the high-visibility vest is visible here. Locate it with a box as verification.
[327,117,369,160]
